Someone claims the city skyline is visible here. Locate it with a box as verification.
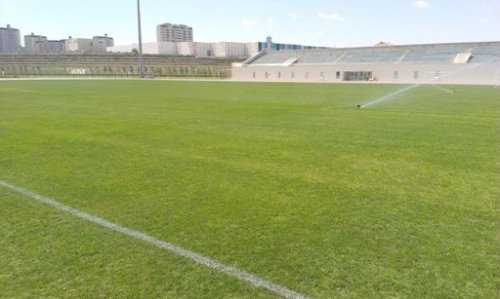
[1,0,499,48]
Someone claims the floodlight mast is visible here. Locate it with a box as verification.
[137,0,145,78]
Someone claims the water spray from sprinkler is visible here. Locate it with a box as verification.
[360,63,484,108]
[429,84,455,94]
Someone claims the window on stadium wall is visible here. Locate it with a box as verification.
[343,71,373,81]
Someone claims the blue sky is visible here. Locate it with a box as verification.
[1,0,499,47]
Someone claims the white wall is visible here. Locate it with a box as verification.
[107,41,257,57]
[158,42,179,55]
[193,42,214,57]
[246,43,260,57]
[107,42,159,54]
[214,42,247,57]
[178,42,194,56]
[66,38,107,53]
[232,62,500,85]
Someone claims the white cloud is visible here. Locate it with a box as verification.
[286,12,300,19]
[318,12,345,22]
[241,18,257,28]
[413,1,429,9]
[267,17,275,25]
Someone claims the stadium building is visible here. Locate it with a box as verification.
[233,41,500,85]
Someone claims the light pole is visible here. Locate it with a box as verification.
[137,0,145,78]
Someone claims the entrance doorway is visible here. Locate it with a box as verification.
[343,71,373,81]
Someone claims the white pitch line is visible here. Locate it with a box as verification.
[0,179,308,299]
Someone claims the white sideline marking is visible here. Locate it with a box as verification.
[0,179,308,299]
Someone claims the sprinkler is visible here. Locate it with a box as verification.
[357,104,362,109]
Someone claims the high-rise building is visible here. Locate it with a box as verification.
[93,34,114,47]
[25,33,67,53]
[25,32,112,53]
[65,34,114,53]
[46,40,66,53]
[25,33,48,52]
[66,37,106,53]
[0,24,21,53]
[156,23,193,42]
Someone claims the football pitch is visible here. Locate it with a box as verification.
[0,80,498,298]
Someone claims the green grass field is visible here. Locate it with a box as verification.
[0,80,498,298]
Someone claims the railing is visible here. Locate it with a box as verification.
[0,65,232,79]
[0,54,237,79]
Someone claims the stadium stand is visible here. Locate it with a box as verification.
[400,48,465,64]
[234,41,500,84]
[243,42,500,66]
[298,51,341,64]
[0,54,238,78]
[336,49,406,64]
[470,44,500,63]
[251,52,301,65]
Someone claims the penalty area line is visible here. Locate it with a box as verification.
[0,179,308,299]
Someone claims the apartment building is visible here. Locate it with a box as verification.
[157,23,193,42]
[0,24,21,53]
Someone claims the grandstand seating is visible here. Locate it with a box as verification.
[336,49,405,64]
[470,44,500,63]
[297,51,341,64]
[400,48,466,64]
[243,42,500,67]
[251,52,301,64]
